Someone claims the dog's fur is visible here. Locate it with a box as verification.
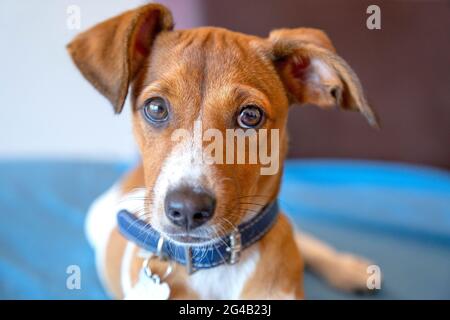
[68,3,379,299]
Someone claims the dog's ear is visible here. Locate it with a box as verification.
[67,4,173,113]
[268,28,379,128]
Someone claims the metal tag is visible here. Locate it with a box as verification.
[124,268,170,300]
[124,240,173,300]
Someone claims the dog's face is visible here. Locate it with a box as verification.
[68,4,378,244]
[129,28,292,243]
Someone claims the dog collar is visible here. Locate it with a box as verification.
[117,200,279,274]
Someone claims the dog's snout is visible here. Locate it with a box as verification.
[164,187,216,230]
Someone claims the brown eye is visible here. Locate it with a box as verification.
[237,105,264,128]
[142,97,169,123]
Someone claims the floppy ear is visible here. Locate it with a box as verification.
[67,4,173,113]
[269,28,380,128]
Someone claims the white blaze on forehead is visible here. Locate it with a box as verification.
[151,117,211,227]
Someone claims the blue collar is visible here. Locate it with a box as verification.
[117,200,279,273]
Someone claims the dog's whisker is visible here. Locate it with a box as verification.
[232,194,272,201]
[220,216,238,232]
[210,226,228,262]
[235,208,262,215]
[238,203,266,209]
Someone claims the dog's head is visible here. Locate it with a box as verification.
[68,4,378,245]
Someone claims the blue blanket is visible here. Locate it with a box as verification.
[1,159,449,299]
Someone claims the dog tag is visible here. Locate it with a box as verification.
[124,268,170,300]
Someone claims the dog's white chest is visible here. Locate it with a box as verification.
[187,245,260,300]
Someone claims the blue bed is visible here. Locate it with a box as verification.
[1,159,449,299]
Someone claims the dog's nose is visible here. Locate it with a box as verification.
[164,186,216,230]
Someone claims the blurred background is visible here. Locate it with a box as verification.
[0,0,449,168]
[0,0,449,299]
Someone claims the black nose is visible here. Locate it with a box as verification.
[164,186,216,230]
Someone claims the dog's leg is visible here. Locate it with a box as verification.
[295,232,373,292]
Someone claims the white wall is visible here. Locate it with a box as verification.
[0,0,149,161]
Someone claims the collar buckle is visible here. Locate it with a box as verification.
[227,230,242,264]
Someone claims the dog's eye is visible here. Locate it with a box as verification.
[237,105,264,128]
[142,97,169,123]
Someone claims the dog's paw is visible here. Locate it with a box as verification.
[322,253,376,293]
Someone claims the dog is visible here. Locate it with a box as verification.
[67,3,379,299]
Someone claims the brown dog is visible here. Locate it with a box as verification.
[68,3,378,299]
